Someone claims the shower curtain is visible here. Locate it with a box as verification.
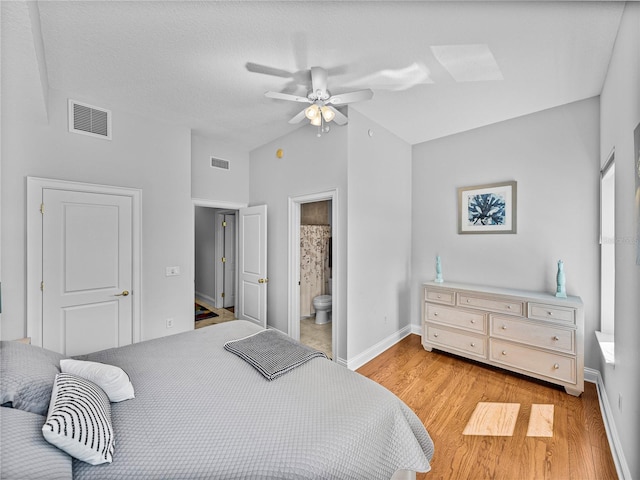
[300,225,331,317]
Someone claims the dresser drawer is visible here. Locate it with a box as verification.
[458,293,524,316]
[426,304,486,333]
[528,303,576,324]
[425,288,455,305]
[426,325,486,358]
[491,315,575,353]
[490,339,576,384]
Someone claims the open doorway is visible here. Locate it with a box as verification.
[288,190,338,361]
[194,206,238,328]
[299,200,332,358]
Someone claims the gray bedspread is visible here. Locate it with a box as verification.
[73,321,434,479]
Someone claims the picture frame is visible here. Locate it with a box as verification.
[458,180,517,234]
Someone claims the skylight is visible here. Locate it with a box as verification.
[430,44,504,82]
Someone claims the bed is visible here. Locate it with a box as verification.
[1,320,434,479]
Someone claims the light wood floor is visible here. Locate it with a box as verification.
[357,334,618,480]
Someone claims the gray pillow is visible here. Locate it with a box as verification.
[0,406,72,480]
[0,340,67,415]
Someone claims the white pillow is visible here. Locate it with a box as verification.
[42,373,114,465]
[60,358,134,402]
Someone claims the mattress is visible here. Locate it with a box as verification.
[72,321,434,479]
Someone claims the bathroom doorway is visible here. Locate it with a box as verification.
[299,200,332,358]
[288,190,338,361]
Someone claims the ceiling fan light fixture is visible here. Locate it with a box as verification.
[305,104,320,120]
[310,115,322,127]
[320,106,335,122]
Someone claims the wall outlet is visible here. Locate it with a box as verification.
[166,318,174,329]
[165,266,180,276]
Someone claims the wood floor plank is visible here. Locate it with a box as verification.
[527,404,554,437]
[463,402,520,436]
[357,334,618,480]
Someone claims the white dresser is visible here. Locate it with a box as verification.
[422,281,584,396]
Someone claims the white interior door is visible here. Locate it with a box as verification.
[237,205,267,328]
[42,189,133,356]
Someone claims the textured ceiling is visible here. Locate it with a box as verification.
[8,1,627,151]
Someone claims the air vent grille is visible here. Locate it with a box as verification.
[210,157,230,170]
[68,100,112,140]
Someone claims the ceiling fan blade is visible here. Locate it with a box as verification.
[246,62,294,79]
[264,91,311,103]
[327,89,374,106]
[328,106,348,126]
[310,66,328,94]
[288,109,307,124]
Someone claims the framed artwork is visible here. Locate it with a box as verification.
[458,181,517,234]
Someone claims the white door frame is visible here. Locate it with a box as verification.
[193,198,247,310]
[288,189,338,360]
[26,177,142,348]
[214,210,237,309]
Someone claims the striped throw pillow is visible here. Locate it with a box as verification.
[42,373,114,465]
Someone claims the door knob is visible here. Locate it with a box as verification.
[258,278,269,284]
[114,290,130,297]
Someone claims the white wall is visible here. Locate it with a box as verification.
[249,124,349,360]
[191,133,249,206]
[346,110,413,361]
[1,87,194,342]
[411,98,601,368]
[599,3,640,477]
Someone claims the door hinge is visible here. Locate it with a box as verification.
[40,281,44,291]
[221,292,225,298]
[221,257,226,263]
[40,203,44,214]
[222,220,227,227]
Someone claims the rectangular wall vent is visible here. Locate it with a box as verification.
[210,157,230,170]
[68,99,112,140]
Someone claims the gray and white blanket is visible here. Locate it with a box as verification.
[224,329,327,380]
[72,321,434,479]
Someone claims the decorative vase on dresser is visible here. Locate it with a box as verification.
[422,281,584,396]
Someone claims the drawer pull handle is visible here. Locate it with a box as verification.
[466,299,471,303]
[553,363,560,369]
[433,312,438,316]
[434,333,439,338]
[470,319,475,324]
[506,305,512,309]
[502,350,507,356]
[547,311,554,316]
[470,342,476,347]
[553,335,560,341]
[437,295,441,299]
[501,325,507,330]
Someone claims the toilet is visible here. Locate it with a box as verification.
[312,295,332,325]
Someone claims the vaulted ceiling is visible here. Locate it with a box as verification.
[3,1,626,151]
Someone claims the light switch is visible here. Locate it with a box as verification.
[166,266,180,276]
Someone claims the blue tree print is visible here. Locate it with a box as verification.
[468,193,506,225]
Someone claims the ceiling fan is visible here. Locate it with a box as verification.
[260,66,373,129]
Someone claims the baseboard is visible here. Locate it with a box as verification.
[347,324,413,371]
[584,367,631,480]
[195,291,217,307]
